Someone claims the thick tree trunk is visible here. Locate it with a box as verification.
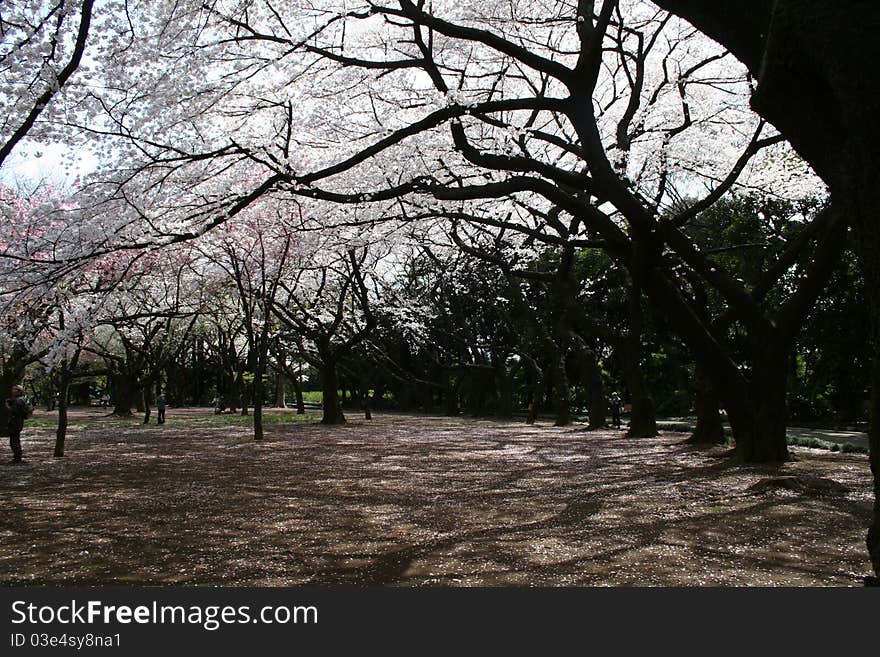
[551,352,571,427]
[726,351,790,463]
[854,186,880,582]
[622,349,658,438]
[653,0,880,581]
[687,364,725,444]
[641,274,787,459]
[0,371,19,431]
[320,362,346,425]
[111,374,136,416]
[465,367,490,417]
[624,283,658,438]
[867,328,880,583]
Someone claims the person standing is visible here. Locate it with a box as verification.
[610,392,623,430]
[156,392,167,425]
[6,385,29,463]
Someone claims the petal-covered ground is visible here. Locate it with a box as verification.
[0,407,872,586]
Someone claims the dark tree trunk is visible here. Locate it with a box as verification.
[274,372,286,408]
[551,352,571,427]
[624,281,658,438]
[652,0,880,579]
[422,382,435,413]
[372,381,386,411]
[320,361,346,425]
[363,391,372,420]
[357,372,372,420]
[396,380,414,411]
[496,359,514,419]
[111,374,136,416]
[0,370,20,431]
[466,367,490,417]
[444,369,459,416]
[726,349,790,463]
[687,364,725,444]
[583,349,607,430]
[236,372,248,416]
[855,188,880,582]
[253,374,264,441]
[292,376,306,415]
[868,325,880,583]
[54,378,70,457]
[520,354,544,425]
[194,339,204,406]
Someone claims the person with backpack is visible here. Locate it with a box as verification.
[6,384,32,464]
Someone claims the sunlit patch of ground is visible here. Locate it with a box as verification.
[0,407,872,586]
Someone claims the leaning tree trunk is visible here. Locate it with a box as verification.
[320,360,346,425]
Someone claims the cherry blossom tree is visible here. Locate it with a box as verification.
[654,0,880,588]
[194,200,304,439]
[0,0,94,168]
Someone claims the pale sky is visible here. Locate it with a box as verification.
[0,141,97,189]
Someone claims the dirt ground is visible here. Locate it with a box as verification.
[0,407,873,586]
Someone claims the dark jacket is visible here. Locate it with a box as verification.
[6,396,28,432]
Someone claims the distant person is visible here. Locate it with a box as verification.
[610,392,623,430]
[101,392,110,408]
[156,392,167,424]
[211,395,222,415]
[6,385,31,463]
